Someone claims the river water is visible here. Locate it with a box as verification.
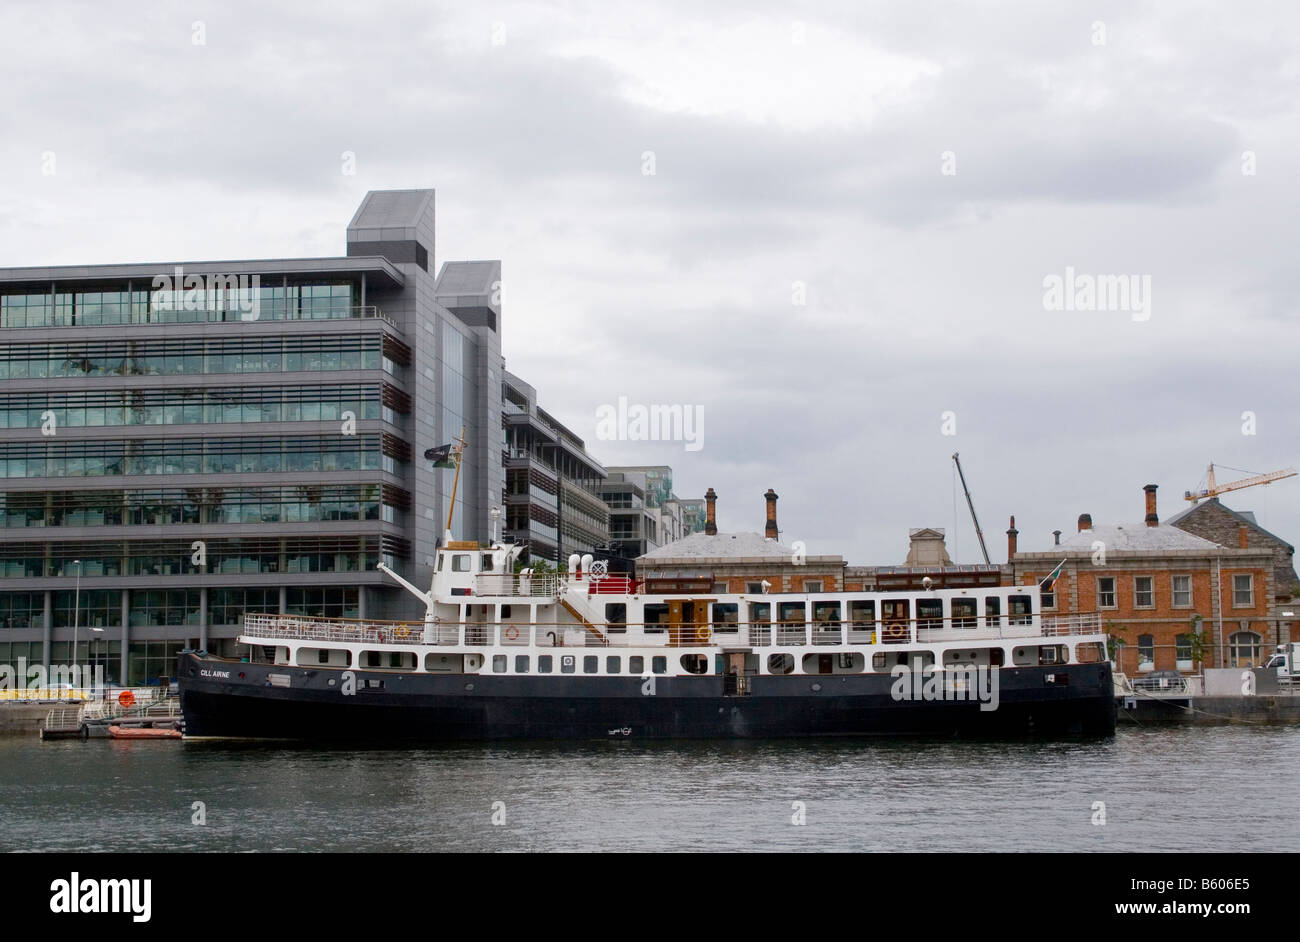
[2,726,1295,852]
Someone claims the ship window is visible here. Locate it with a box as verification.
[748,602,770,623]
[812,601,841,627]
[539,655,553,674]
[767,653,795,675]
[606,656,621,674]
[848,600,875,628]
[492,655,506,673]
[629,655,644,674]
[437,555,446,572]
[644,604,669,626]
[561,655,575,674]
[1009,595,1032,625]
[318,649,329,664]
[680,654,708,674]
[778,602,805,627]
[366,651,381,667]
[952,598,977,628]
[515,655,529,673]
[605,603,626,627]
[917,599,942,629]
[652,656,667,674]
[984,596,1001,626]
[452,554,471,572]
[481,554,493,571]
[584,656,598,674]
[712,603,739,628]
[501,605,512,618]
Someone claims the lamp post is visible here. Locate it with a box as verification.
[71,559,81,680]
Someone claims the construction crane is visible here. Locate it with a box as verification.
[1184,463,1297,503]
[952,453,991,564]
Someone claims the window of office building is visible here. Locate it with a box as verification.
[209,588,280,626]
[286,588,359,619]
[127,590,201,628]
[53,590,123,629]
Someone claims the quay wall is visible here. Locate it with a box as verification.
[1118,694,1300,726]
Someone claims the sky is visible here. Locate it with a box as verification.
[1,0,1296,564]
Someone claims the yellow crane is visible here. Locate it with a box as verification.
[1184,463,1297,503]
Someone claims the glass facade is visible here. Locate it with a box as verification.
[0,283,356,329]
[442,322,469,539]
[0,434,389,478]
[0,335,397,380]
[0,537,394,578]
[0,484,400,528]
[0,383,397,429]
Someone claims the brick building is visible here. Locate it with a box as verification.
[636,488,844,593]
[1166,496,1298,644]
[1009,485,1275,675]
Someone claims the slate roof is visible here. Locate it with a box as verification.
[640,531,804,561]
[1047,524,1220,553]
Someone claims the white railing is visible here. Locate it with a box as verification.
[1041,613,1104,636]
[242,613,425,645]
[473,574,560,597]
[242,611,1111,650]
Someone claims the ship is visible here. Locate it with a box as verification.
[177,537,1116,740]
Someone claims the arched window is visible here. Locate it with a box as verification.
[1137,634,1154,671]
[1229,631,1262,668]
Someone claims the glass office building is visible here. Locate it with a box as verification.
[0,190,505,685]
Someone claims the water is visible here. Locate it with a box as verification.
[2,727,1296,852]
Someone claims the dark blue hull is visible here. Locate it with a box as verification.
[177,653,1116,740]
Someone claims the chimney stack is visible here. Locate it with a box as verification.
[764,488,779,539]
[1144,484,1159,527]
[1006,515,1018,560]
[1238,524,1249,549]
[1078,513,1092,532]
[704,487,717,536]
[1053,530,1061,546]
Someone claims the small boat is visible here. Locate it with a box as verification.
[108,725,182,740]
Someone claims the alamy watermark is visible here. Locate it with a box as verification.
[150,266,262,319]
[595,396,704,452]
[890,660,1000,712]
[1042,266,1150,322]
[0,659,105,698]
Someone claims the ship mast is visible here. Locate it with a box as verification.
[445,427,467,539]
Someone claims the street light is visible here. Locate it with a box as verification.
[71,559,81,681]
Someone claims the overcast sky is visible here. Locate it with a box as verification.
[2,1,1297,564]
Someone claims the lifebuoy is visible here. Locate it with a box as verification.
[504,625,519,641]
[699,627,712,643]
[884,622,906,643]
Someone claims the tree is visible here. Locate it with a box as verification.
[1183,614,1210,671]
[1104,620,1127,664]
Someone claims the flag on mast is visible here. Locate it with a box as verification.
[424,443,457,468]
[1039,559,1067,591]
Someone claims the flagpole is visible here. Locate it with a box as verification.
[445,426,467,535]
